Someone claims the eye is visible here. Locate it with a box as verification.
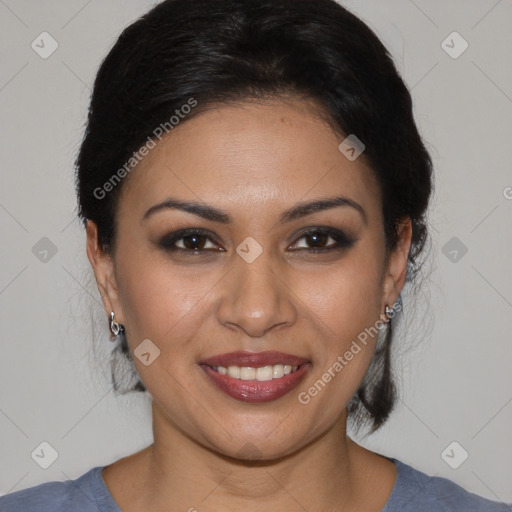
[158,228,221,253]
[158,227,356,255]
[289,227,355,253]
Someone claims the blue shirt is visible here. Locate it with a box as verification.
[0,457,510,511]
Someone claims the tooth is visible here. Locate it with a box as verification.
[273,364,284,379]
[227,366,241,378]
[220,364,302,380]
[256,366,273,381]
[240,367,256,380]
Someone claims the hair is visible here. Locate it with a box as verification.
[75,0,433,435]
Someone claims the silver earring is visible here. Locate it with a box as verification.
[109,311,124,337]
[384,305,394,321]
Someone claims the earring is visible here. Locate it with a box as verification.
[109,311,124,339]
[378,304,392,331]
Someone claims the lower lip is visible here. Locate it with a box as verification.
[200,364,310,403]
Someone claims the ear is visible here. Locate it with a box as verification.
[381,217,412,309]
[85,220,124,326]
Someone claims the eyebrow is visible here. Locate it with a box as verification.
[141,195,367,226]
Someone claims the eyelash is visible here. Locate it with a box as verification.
[157,227,356,255]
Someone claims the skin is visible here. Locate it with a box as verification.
[86,96,412,512]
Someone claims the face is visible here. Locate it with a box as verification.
[87,97,411,460]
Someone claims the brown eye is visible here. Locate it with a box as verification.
[158,229,220,253]
[290,228,355,252]
[176,234,212,251]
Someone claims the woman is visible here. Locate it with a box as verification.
[1,0,509,510]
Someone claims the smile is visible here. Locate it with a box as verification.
[199,351,311,403]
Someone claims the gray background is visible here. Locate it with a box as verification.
[1,0,511,504]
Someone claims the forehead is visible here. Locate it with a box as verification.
[117,98,381,224]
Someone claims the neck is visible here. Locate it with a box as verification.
[138,402,374,511]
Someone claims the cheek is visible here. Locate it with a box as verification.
[114,247,233,399]
[115,254,213,403]
[296,245,384,343]
[291,244,385,403]
[116,247,210,341]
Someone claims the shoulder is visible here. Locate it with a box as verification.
[382,458,512,512]
[0,466,120,512]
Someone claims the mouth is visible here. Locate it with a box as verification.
[199,351,311,403]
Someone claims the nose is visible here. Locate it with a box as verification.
[216,250,298,338]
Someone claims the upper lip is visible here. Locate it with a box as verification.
[199,351,310,368]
